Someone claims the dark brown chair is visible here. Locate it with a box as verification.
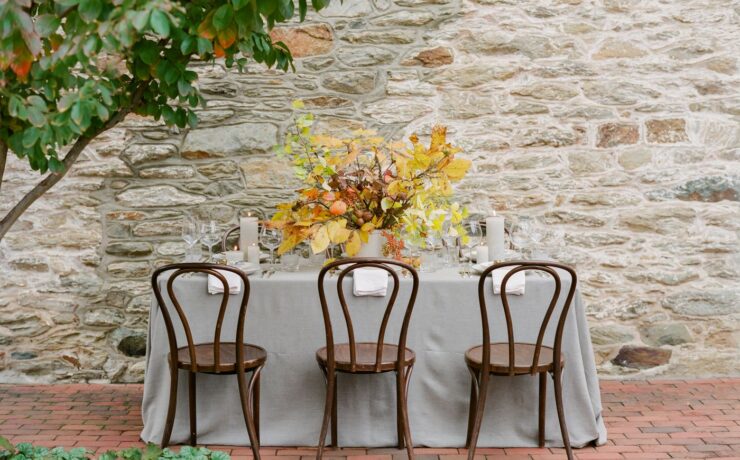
[465,261,577,460]
[151,263,266,458]
[315,258,420,459]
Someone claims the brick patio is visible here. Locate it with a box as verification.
[0,379,739,459]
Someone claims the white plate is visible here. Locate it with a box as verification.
[231,261,261,275]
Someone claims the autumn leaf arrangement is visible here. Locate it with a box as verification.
[271,102,472,257]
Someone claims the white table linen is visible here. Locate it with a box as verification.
[141,267,606,448]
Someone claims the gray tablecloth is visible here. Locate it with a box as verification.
[141,267,606,448]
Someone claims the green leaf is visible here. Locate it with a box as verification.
[187,110,198,128]
[141,443,163,460]
[278,0,294,19]
[132,10,150,31]
[22,128,40,148]
[234,0,250,11]
[27,107,46,127]
[49,157,65,173]
[27,95,46,109]
[96,103,109,121]
[311,0,331,10]
[177,79,191,97]
[212,4,233,31]
[298,0,308,21]
[0,437,14,455]
[79,0,103,21]
[180,36,193,54]
[35,15,61,37]
[70,102,84,126]
[150,10,170,37]
[196,38,213,56]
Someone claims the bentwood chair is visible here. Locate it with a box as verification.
[315,258,420,460]
[465,261,578,460]
[151,263,266,459]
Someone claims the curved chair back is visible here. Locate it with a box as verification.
[477,261,577,376]
[151,263,250,372]
[318,258,420,373]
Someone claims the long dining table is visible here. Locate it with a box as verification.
[140,265,607,448]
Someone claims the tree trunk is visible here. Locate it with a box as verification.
[0,83,146,242]
[0,140,7,193]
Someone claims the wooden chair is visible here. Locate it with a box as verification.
[315,258,420,459]
[465,261,578,460]
[151,263,266,458]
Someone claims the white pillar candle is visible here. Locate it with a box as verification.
[476,245,489,264]
[486,215,505,261]
[240,216,259,259]
[246,244,261,265]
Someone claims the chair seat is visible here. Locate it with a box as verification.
[465,342,564,374]
[172,342,266,373]
[316,342,415,373]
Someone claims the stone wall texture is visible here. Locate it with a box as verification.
[1,0,739,383]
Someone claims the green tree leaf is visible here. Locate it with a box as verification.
[150,10,171,37]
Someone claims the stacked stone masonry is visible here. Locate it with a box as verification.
[0,0,738,383]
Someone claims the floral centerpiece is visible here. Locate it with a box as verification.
[272,101,472,257]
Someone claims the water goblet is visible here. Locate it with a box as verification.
[260,225,282,265]
[181,217,200,262]
[200,220,221,262]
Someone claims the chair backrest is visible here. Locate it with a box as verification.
[477,261,577,376]
[318,258,420,373]
[151,263,250,372]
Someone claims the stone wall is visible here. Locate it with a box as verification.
[1,0,739,382]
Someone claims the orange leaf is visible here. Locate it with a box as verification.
[213,42,226,58]
[10,59,32,79]
[217,26,237,49]
[197,21,215,40]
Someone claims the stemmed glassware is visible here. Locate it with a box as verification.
[200,220,221,262]
[260,225,282,265]
[511,219,532,259]
[461,220,483,276]
[441,215,459,266]
[182,217,200,262]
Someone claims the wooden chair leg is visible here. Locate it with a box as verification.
[331,374,338,448]
[395,370,405,449]
[316,368,335,460]
[237,366,261,460]
[552,369,573,460]
[398,365,414,459]
[465,367,479,448]
[467,370,489,460]
[253,368,261,441]
[161,364,179,448]
[538,372,547,448]
[188,372,197,446]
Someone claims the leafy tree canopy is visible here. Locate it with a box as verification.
[0,0,331,239]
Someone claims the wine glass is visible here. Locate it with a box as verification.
[441,215,459,265]
[260,225,282,265]
[461,220,483,275]
[181,217,200,261]
[200,220,221,262]
[510,219,532,259]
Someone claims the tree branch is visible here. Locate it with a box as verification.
[0,82,147,242]
[0,140,7,193]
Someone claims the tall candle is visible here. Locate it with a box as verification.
[486,214,505,261]
[240,216,259,259]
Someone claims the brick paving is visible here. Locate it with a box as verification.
[0,379,739,459]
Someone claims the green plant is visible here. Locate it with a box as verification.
[0,0,332,241]
[0,436,231,460]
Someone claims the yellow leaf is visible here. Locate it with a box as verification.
[311,225,330,254]
[291,100,305,109]
[327,219,352,244]
[361,222,376,233]
[429,125,447,153]
[345,231,362,256]
[442,158,471,180]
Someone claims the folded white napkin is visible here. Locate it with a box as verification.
[353,267,388,297]
[207,270,242,295]
[492,267,526,296]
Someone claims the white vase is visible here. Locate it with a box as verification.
[357,231,384,258]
